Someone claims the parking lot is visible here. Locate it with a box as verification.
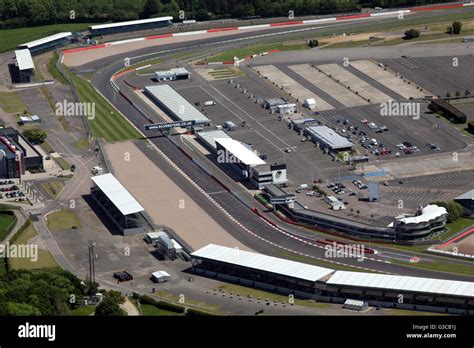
[379,56,474,97]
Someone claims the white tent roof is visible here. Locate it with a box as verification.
[215,138,266,166]
[91,173,144,216]
[191,244,334,282]
[90,16,173,30]
[20,32,71,49]
[152,271,171,279]
[15,49,34,70]
[327,271,474,298]
[395,204,447,224]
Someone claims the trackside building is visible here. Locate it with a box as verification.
[191,244,474,314]
[89,17,173,36]
[18,32,72,55]
[90,173,149,235]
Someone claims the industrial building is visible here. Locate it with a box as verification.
[304,126,354,151]
[155,68,190,81]
[144,85,210,124]
[264,98,287,111]
[250,163,288,189]
[454,189,474,217]
[196,129,232,152]
[291,118,319,132]
[90,173,149,235]
[191,244,474,314]
[17,32,72,55]
[390,205,448,240]
[215,138,265,179]
[89,17,173,36]
[0,128,43,178]
[303,98,317,109]
[12,49,35,83]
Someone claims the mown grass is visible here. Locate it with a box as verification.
[207,42,309,62]
[53,157,70,170]
[140,304,182,316]
[62,65,141,142]
[0,213,17,241]
[41,181,64,199]
[0,23,94,53]
[46,209,81,231]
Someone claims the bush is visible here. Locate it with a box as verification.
[452,21,462,34]
[155,301,186,314]
[468,121,474,133]
[404,29,420,40]
[308,39,319,48]
[22,127,47,144]
[186,308,217,316]
[139,295,158,306]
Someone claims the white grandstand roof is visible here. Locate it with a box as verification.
[144,85,209,123]
[191,244,334,282]
[91,173,145,216]
[307,126,354,150]
[90,16,173,30]
[455,189,474,201]
[197,129,232,150]
[327,271,474,298]
[395,204,447,225]
[19,32,71,49]
[215,138,266,166]
[15,49,34,70]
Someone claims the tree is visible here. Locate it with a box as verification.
[22,127,47,143]
[308,39,319,48]
[431,200,463,223]
[446,92,451,98]
[142,0,164,18]
[95,291,126,316]
[404,29,420,40]
[5,302,41,316]
[452,21,462,35]
[455,91,461,97]
[465,89,471,96]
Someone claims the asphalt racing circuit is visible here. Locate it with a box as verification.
[65,4,474,281]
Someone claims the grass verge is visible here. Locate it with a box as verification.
[53,157,70,170]
[8,222,59,270]
[71,305,96,316]
[0,92,28,114]
[62,65,141,142]
[0,212,17,241]
[48,51,69,85]
[41,181,65,199]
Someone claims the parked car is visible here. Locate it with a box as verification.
[113,271,133,282]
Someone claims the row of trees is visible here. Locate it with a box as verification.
[0,0,452,29]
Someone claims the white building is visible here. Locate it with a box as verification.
[151,271,171,283]
[303,98,317,109]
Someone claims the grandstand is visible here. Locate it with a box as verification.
[17,32,72,55]
[89,17,173,36]
[90,173,149,235]
[191,244,474,314]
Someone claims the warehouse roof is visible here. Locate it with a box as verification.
[191,244,334,282]
[90,16,173,30]
[155,67,190,77]
[15,49,34,70]
[327,271,474,298]
[215,138,266,166]
[455,189,474,201]
[306,126,354,150]
[394,205,447,225]
[91,173,145,216]
[19,32,71,49]
[144,85,209,123]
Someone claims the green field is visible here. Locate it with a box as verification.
[41,181,64,199]
[46,209,81,231]
[8,223,59,270]
[0,213,17,241]
[0,23,94,53]
[207,42,309,62]
[63,66,141,142]
[0,92,28,114]
[71,305,96,316]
